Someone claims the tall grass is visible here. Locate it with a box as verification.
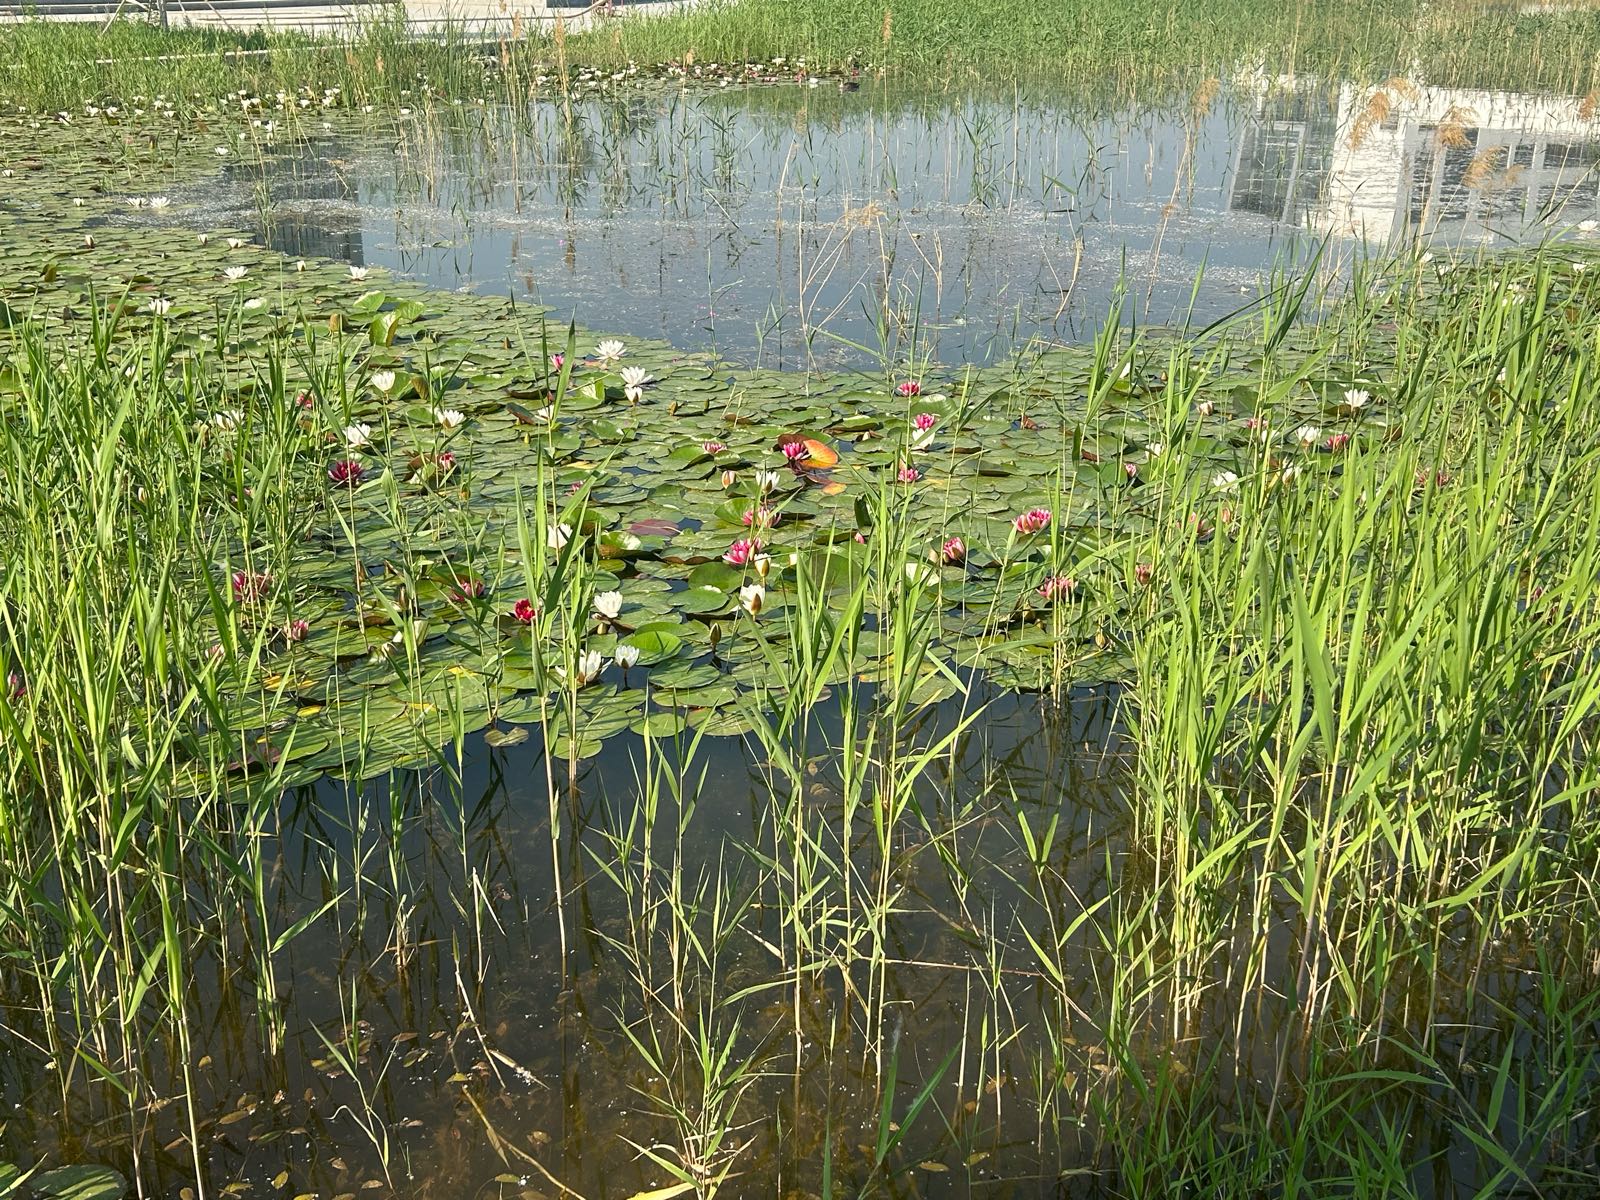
[4,241,1600,1194]
[4,0,1600,114]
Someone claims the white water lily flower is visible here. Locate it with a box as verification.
[547,522,573,551]
[369,370,397,393]
[149,196,171,210]
[72,198,85,206]
[295,260,308,272]
[1280,464,1304,484]
[620,366,651,388]
[592,590,623,621]
[533,405,555,423]
[214,146,230,156]
[343,423,372,448]
[1572,261,1591,275]
[349,265,369,280]
[243,298,265,311]
[125,196,147,208]
[82,235,95,248]
[1342,388,1371,410]
[226,237,247,250]
[1580,219,1598,234]
[1211,470,1240,492]
[432,406,465,430]
[147,298,172,316]
[1295,424,1321,447]
[739,583,765,614]
[574,650,604,686]
[755,469,782,495]
[212,410,244,432]
[1145,442,1164,457]
[223,266,248,282]
[595,338,626,363]
[614,644,640,669]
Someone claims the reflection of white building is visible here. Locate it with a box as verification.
[1314,84,1600,242]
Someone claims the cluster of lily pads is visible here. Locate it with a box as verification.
[4,103,1592,787]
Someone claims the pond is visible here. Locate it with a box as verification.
[4,59,1600,1200]
[176,73,1600,368]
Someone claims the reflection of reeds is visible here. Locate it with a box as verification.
[1435,102,1477,150]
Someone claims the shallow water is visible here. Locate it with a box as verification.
[8,69,1600,1200]
[172,75,1600,369]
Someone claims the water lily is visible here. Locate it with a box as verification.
[896,379,922,397]
[756,469,782,495]
[1037,574,1077,603]
[1196,400,1216,416]
[702,440,727,455]
[433,406,465,430]
[149,196,171,210]
[450,577,486,602]
[285,618,310,642]
[82,234,94,248]
[295,391,317,410]
[549,353,565,371]
[1325,433,1352,453]
[511,598,539,624]
[370,370,397,393]
[349,265,369,280]
[572,650,605,687]
[226,237,247,250]
[725,538,760,566]
[1342,388,1371,410]
[778,438,808,464]
[223,266,248,282]
[1211,470,1240,492]
[230,570,271,604]
[742,505,779,529]
[147,297,172,316]
[1013,508,1051,535]
[1122,462,1139,479]
[720,468,739,488]
[1134,562,1154,586]
[342,423,372,448]
[328,459,365,488]
[547,523,573,551]
[621,367,653,404]
[243,298,265,312]
[941,536,966,565]
[898,464,921,483]
[595,338,626,363]
[592,590,624,621]
[614,644,641,669]
[913,412,938,431]
[1295,424,1322,447]
[739,583,765,614]
[7,670,26,699]
[752,554,772,579]
[1146,442,1164,456]
[1581,219,1598,234]
[212,410,244,432]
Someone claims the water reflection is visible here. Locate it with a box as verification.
[172,76,1600,369]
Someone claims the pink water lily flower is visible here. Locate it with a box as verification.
[1038,575,1077,602]
[896,380,922,397]
[1134,562,1154,586]
[778,438,808,463]
[511,598,539,624]
[897,464,921,483]
[549,353,565,372]
[702,440,727,455]
[1013,508,1052,535]
[913,412,937,431]
[1324,433,1351,452]
[941,536,966,565]
[742,506,779,529]
[285,618,310,642]
[328,458,365,488]
[230,570,271,605]
[725,538,762,565]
